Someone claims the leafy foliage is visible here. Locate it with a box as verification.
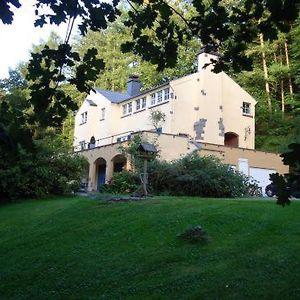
[148,154,247,198]
[0,137,88,201]
[99,171,140,194]
[270,143,300,207]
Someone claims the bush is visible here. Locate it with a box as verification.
[0,140,88,201]
[148,154,247,197]
[99,171,140,194]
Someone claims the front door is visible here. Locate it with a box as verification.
[97,165,106,190]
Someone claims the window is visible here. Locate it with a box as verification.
[128,102,132,113]
[81,111,87,124]
[136,99,141,111]
[123,104,127,115]
[141,97,146,109]
[242,102,251,115]
[164,88,170,100]
[150,93,156,105]
[122,103,133,115]
[101,108,105,120]
[157,90,163,103]
[136,97,146,111]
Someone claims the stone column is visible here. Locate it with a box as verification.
[88,161,97,191]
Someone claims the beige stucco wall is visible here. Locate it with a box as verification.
[199,142,288,174]
[74,53,257,151]
[78,131,287,191]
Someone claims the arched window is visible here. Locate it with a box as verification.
[224,132,239,148]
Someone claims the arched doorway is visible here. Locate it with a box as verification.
[224,132,239,148]
[95,157,106,190]
[112,154,127,173]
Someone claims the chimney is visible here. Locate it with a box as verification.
[197,48,219,72]
[127,75,141,96]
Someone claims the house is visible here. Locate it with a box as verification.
[74,51,288,194]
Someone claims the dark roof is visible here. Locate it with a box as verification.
[95,82,170,104]
[86,99,97,106]
[95,89,131,103]
[138,143,158,153]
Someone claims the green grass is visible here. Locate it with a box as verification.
[0,196,300,299]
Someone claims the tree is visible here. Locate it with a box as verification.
[1,0,300,205]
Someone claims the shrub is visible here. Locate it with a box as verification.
[99,171,140,194]
[0,139,88,201]
[148,154,247,197]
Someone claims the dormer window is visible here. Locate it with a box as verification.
[242,102,251,115]
[81,111,87,124]
[141,97,146,109]
[136,99,141,111]
[164,88,170,100]
[157,91,163,103]
[150,93,156,105]
[136,97,147,112]
[122,102,133,115]
[128,102,132,113]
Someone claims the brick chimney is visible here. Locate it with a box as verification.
[127,75,141,96]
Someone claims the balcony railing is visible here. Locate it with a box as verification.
[74,131,135,152]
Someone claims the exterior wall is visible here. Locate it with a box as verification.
[74,91,113,148]
[198,142,288,174]
[74,53,257,151]
[221,73,256,149]
[78,131,287,192]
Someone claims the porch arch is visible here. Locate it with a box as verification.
[95,157,107,190]
[111,154,127,173]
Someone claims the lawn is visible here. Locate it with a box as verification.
[0,196,299,299]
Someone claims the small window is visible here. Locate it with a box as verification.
[81,111,87,124]
[123,104,127,115]
[136,99,141,111]
[242,102,251,115]
[150,93,156,105]
[128,102,132,113]
[101,108,105,120]
[164,88,170,100]
[141,97,146,109]
[157,90,163,103]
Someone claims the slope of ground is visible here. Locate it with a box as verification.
[0,196,299,299]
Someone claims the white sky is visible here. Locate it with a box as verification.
[0,0,70,79]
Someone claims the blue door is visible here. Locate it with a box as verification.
[97,165,106,190]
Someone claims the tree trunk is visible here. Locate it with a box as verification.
[284,40,294,99]
[259,33,272,112]
[280,46,285,114]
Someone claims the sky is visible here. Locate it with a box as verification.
[0,0,69,79]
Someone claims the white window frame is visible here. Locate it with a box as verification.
[128,102,132,113]
[150,93,156,106]
[141,97,146,109]
[242,102,251,115]
[81,111,87,124]
[136,99,141,111]
[164,88,170,101]
[123,104,127,115]
[157,90,163,103]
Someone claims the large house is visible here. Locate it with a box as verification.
[74,51,288,194]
